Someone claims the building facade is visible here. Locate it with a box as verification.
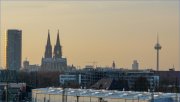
[0,69,18,82]
[132,60,139,70]
[32,88,179,102]
[59,74,82,85]
[21,59,40,72]
[41,30,67,71]
[6,29,22,70]
[61,67,159,90]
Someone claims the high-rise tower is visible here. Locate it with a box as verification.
[44,30,52,58]
[6,29,22,70]
[53,30,62,58]
[154,34,162,71]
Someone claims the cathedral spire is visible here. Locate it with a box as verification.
[45,30,52,58]
[53,30,62,58]
[56,29,60,46]
[47,29,51,46]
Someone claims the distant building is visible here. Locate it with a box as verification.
[0,82,26,101]
[21,59,40,72]
[91,78,129,90]
[155,71,180,87]
[62,67,159,89]
[32,88,180,102]
[132,60,139,70]
[0,69,18,82]
[23,59,29,67]
[41,30,68,71]
[6,29,22,70]
[59,74,82,85]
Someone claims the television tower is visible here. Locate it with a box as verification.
[154,34,162,71]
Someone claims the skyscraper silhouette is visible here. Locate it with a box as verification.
[6,29,22,70]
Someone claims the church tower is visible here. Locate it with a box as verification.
[53,30,62,58]
[41,29,68,71]
[44,30,52,58]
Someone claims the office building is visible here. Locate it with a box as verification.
[60,67,159,90]
[6,29,22,70]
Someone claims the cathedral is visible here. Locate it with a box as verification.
[41,30,67,71]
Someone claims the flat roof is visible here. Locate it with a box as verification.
[33,88,180,101]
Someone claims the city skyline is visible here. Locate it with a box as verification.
[0,1,179,70]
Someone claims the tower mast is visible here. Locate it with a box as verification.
[154,33,162,71]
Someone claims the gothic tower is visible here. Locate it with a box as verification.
[44,30,52,58]
[53,30,62,58]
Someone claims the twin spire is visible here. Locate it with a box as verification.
[45,30,62,59]
[56,30,60,46]
[47,30,51,46]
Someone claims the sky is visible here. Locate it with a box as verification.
[0,0,179,70]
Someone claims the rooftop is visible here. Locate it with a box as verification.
[32,87,179,101]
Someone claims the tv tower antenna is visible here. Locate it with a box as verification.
[154,33,162,71]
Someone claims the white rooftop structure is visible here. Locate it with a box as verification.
[32,88,180,102]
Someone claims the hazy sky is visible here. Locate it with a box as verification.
[0,0,179,70]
